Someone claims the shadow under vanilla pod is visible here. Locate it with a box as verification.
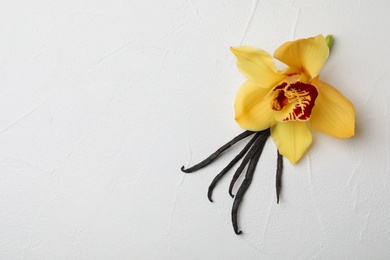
[181,35,355,235]
[181,129,282,235]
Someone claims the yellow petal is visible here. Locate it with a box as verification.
[234,80,274,131]
[231,46,286,89]
[273,35,329,79]
[271,121,312,164]
[310,79,355,138]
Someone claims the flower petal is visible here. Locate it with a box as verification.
[231,46,286,89]
[310,79,355,138]
[273,35,329,79]
[235,80,274,131]
[271,121,312,164]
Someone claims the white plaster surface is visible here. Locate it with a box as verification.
[0,0,389,259]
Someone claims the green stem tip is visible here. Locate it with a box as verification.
[326,34,334,50]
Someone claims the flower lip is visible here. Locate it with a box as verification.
[271,81,319,122]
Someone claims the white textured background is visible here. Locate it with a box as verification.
[0,0,389,259]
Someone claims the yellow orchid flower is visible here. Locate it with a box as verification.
[231,35,355,164]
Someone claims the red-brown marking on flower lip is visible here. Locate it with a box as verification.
[271,82,288,111]
[273,82,288,91]
[272,90,288,111]
[271,81,318,121]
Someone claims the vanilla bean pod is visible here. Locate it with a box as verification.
[231,130,270,235]
[181,127,285,235]
[181,130,255,173]
[276,150,283,204]
[207,132,262,202]
[228,130,270,198]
